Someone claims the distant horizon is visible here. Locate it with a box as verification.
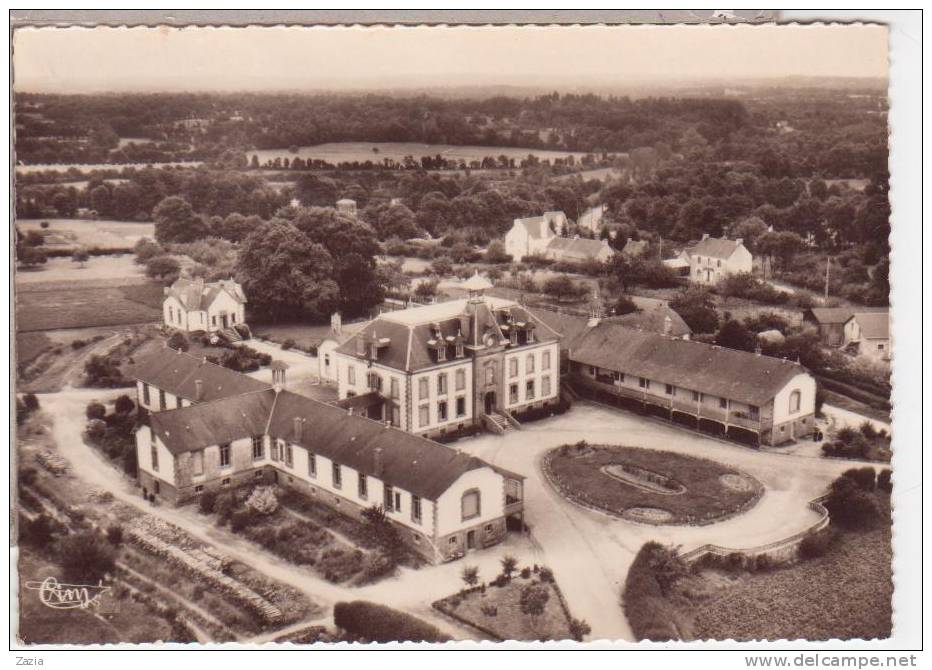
[13,24,888,94]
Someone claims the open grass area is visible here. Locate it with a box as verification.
[16,218,155,250]
[434,571,574,641]
[248,142,587,167]
[678,495,892,641]
[544,443,763,525]
[15,280,162,332]
[15,254,147,284]
[16,332,53,367]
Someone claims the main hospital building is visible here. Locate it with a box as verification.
[131,275,816,562]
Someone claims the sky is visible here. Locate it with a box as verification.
[13,23,888,93]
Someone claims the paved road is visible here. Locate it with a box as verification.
[455,401,884,641]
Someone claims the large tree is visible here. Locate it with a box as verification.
[237,219,340,321]
[152,196,209,244]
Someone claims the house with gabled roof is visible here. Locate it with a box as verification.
[133,366,526,562]
[332,273,562,439]
[844,311,890,362]
[163,277,247,335]
[803,307,854,346]
[680,234,753,285]
[503,211,567,261]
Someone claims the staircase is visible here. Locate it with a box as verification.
[487,412,514,434]
[220,327,243,343]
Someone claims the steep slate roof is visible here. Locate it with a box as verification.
[805,307,854,325]
[607,305,692,338]
[571,323,807,406]
[336,297,559,373]
[684,237,744,260]
[129,348,271,403]
[849,312,889,340]
[165,278,247,311]
[149,389,276,454]
[513,216,552,239]
[545,236,612,261]
[533,309,593,351]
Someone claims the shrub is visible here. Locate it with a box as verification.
[359,551,396,583]
[461,565,479,590]
[490,574,508,588]
[752,553,772,572]
[20,513,58,548]
[245,486,279,515]
[538,566,554,583]
[520,567,532,579]
[22,393,40,413]
[500,554,518,580]
[167,331,189,352]
[281,339,296,351]
[334,601,451,642]
[57,530,116,583]
[842,467,877,491]
[230,509,257,533]
[480,603,498,617]
[877,469,892,493]
[622,542,684,641]
[86,402,107,421]
[824,475,881,529]
[106,524,124,546]
[569,618,592,642]
[798,528,837,560]
[197,489,217,514]
[215,492,235,522]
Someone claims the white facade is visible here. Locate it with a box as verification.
[503,212,566,262]
[685,237,753,285]
[771,373,817,426]
[163,281,246,333]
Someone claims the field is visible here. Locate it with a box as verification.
[14,161,203,175]
[544,443,763,525]
[16,254,147,284]
[15,332,53,367]
[16,280,163,332]
[679,496,892,641]
[248,142,588,166]
[16,218,154,251]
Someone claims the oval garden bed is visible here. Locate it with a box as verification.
[543,442,764,526]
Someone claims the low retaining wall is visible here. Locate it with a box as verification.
[679,494,831,566]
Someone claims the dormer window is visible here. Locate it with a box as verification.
[509,330,518,346]
[455,342,464,358]
[437,345,447,362]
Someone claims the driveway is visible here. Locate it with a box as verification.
[455,401,881,641]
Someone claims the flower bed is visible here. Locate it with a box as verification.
[544,442,763,525]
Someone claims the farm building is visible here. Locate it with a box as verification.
[132,360,525,563]
[680,235,753,285]
[844,311,890,362]
[163,277,247,336]
[803,307,853,346]
[566,321,816,446]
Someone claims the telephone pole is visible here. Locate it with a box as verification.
[824,256,831,302]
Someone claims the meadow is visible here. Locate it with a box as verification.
[16,218,154,251]
[15,280,163,332]
[14,161,202,175]
[248,142,588,166]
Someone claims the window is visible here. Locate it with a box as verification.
[394,491,402,512]
[255,471,263,479]
[542,376,551,397]
[485,367,494,384]
[542,350,551,371]
[461,489,481,520]
[195,485,204,494]
[455,342,464,358]
[358,473,368,499]
[284,443,293,468]
[419,378,429,400]
[252,436,264,460]
[509,358,518,378]
[665,384,674,395]
[390,378,400,399]
[438,400,448,422]
[150,443,159,472]
[877,343,885,351]
[509,383,519,404]
[271,439,281,462]
[219,443,231,468]
[527,328,535,343]
[437,346,446,362]
[324,353,331,368]
[176,395,183,409]
[526,354,535,373]
[154,481,160,495]
[418,404,430,427]
[308,452,317,477]
[456,396,466,417]
[638,377,649,389]
[485,523,493,534]
[212,316,217,327]
[789,390,801,414]
[437,373,447,395]
[525,379,535,400]
[347,366,356,385]
[613,371,624,383]
[411,495,422,524]
[221,477,231,487]
[368,372,382,392]
[589,366,596,375]
[749,406,759,419]
[719,397,728,409]
[332,463,342,489]
[692,390,700,402]
[455,369,466,391]
[192,450,204,476]
[168,306,173,322]
[384,485,395,511]
[159,389,166,410]
[449,536,458,545]
[142,383,150,405]
[717,260,722,268]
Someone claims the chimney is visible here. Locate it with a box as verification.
[194,379,204,401]
[331,312,342,336]
[373,447,383,478]
[663,315,672,336]
[293,417,304,441]
[271,360,288,391]
[755,344,762,356]
[701,233,710,241]
[735,238,744,246]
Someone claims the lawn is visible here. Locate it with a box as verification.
[16,332,52,366]
[544,443,763,525]
[679,495,892,641]
[16,218,155,250]
[434,571,575,641]
[248,142,588,167]
[15,280,163,332]
[15,254,147,285]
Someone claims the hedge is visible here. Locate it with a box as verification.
[621,542,681,641]
[333,600,450,643]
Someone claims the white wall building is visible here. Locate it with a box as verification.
[680,235,753,285]
[163,278,247,334]
[504,211,567,261]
